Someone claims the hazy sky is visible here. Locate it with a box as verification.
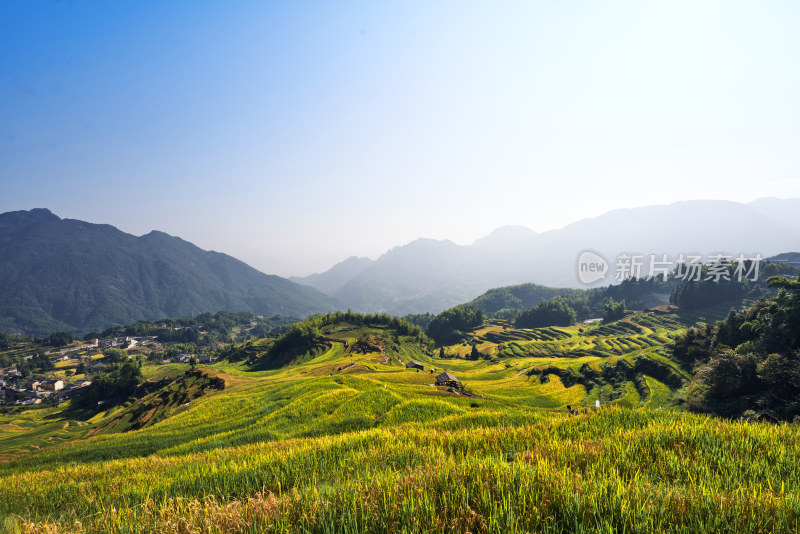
[2,1,799,276]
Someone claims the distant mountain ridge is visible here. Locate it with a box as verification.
[0,209,340,335]
[747,197,800,233]
[295,199,800,315]
[289,256,373,294]
[6,198,797,335]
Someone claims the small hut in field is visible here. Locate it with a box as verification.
[405,361,424,371]
[435,372,460,387]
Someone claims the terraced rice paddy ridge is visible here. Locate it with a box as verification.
[3,312,794,532]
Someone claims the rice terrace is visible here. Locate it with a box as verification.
[2,293,800,533]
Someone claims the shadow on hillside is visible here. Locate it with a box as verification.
[246,342,331,372]
[48,376,178,422]
[674,299,746,326]
[246,359,281,371]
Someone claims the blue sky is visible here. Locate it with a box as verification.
[2,1,799,276]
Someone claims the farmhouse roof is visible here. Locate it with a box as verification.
[436,372,459,383]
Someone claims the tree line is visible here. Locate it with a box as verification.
[673,276,800,421]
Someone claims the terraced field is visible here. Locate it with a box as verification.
[468,314,681,362]
[2,311,797,532]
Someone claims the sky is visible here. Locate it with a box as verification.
[2,1,799,277]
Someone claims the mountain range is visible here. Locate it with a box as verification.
[0,209,340,335]
[3,198,799,335]
[293,198,800,315]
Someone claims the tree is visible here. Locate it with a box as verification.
[470,344,480,360]
[515,298,577,328]
[81,360,142,405]
[47,331,73,347]
[685,349,759,416]
[677,276,800,420]
[103,348,128,363]
[31,353,53,371]
[603,299,625,323]
[757,352,800,401]
[18,360,31,378]
[767,276,800,292]
[426,306,483,345]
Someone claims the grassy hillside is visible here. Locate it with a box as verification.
[1,312,798,532]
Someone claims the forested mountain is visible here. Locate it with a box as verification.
[0,209,340,335]
[466,283,587,315]
[463,258,800,325]
[5,199,799,335]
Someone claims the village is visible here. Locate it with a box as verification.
[0,375,91,405]
[0,334,217,406]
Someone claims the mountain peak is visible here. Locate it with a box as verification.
[340,255,372,264]
[290,256,375,295]
[392,237,458,250]
[28,207,57,218]
[0,208,59,222]
[141,229,172,239]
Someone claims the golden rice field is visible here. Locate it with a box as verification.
[2,313,797,533]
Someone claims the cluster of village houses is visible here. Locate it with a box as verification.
[0,372,92,405]
[0,335,216,406]
[176,353,217,364]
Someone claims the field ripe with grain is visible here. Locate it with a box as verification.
[1,312,798,533]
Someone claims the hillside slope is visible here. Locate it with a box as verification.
[0,209,340,335]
